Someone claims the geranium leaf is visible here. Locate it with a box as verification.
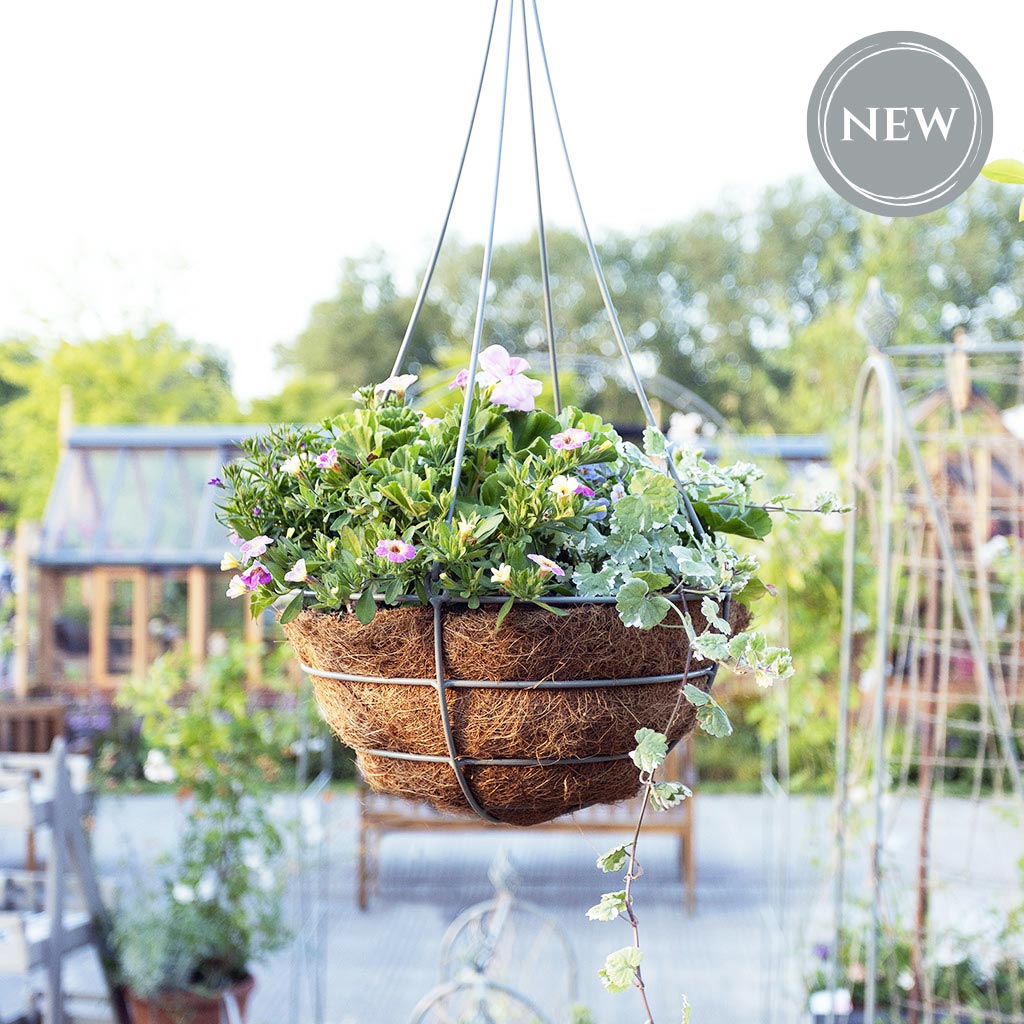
[630,728,668,773]
[599,947,644,993]
[586,890,627,922]
[596,844,631,873]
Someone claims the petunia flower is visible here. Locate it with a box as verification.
[527,554,564,578]
[240,563,272,589]
[476,344,543,412]
[316,448,339,470]
[574,482,596,498]
[375,538,417,563]
[448,368,471,391]
[374,373,418,400]
[456,517,476,544]
[220,552,241,571]
[280,454,302,475]
[228,530,241,546]
[284,558,308,583]
[226,575,248,599]
[239,535,273,560]
[491,563,513,586]
[551,428,592,451]
[549,475,582,502]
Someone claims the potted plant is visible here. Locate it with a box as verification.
[214,347,816,825]
[109,645,289,1023]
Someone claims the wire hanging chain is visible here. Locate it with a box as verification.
[389,0,502,379]
[519,0,560,414]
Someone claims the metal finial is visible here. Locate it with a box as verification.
[855,277,900,348]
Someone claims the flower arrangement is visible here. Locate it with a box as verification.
[214,344,820,691]
[109,647,289,1014]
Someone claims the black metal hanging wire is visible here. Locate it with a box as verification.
[300,0,719,824]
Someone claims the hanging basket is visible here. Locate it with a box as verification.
[284,596,749,826]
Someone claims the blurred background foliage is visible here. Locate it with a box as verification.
[4,177,1023,790]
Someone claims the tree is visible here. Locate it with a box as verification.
[0,325,238,523]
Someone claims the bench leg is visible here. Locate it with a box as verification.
[357,824,369,912]
[680,833,697,914]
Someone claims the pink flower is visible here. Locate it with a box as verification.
[239,535,273,560]
[574,482,595,498]
[316,448,339,470]
[240,563,272,589]
[228,530,241,547]
[448,369,470,391]
[527,554,564,578]
[551,428,592,451]
[419,412,441,428]
[477,344,543,412]
[375,538,417,563]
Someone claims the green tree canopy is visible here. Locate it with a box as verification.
[0,325,238,522]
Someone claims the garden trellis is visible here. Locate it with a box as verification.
[833,299,1024,1024]
[284,0,736,826]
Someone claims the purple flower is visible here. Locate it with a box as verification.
[239,535,273,560]
[551,428,592,451]
[814,944,831,962]
[316,448,339,470]
[574,482,595,498]
[228,530,241,546]
[375,538,417,563]
[239,563,272,589]
[207,476,224,487]
[252,506,262,518]
[448,369,470,391]
[610,483,626,502]
[527,553,564,578]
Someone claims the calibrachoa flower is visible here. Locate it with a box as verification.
[491,563,513,586]
[574,482,595,498]
[226,575,247,598]
[476,344,543,412]
[549,475,582,501]
[419,412,441,428]
[240,563,272,589]
[228,530,241,546]
[551,428,591,451]
[316,448,339,470]
[284,558,308,583]
[375,539,417,563]
[220,551,241,571]
[374,373,418,400]
[448,368,470,391]
[527,554,564,578]
[280,454,302,475]
[239,535,273,560]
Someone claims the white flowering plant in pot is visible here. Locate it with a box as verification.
[109,647,288,1020]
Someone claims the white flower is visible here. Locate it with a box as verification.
[808,989,852,1015]
[668,411,703,443]
[897,969,915,991]
[172,883,195,904]
[143,749,176,784]
[981,534,1010,566]
[610,483,627,502]
[373,373,418,400]
[196,871,217,902]
[284,558,308,583]
[549,475,581,501]
[226,575,247,599]
[490,564,513,587]
[220,552,241,571]
[280,454,302,475]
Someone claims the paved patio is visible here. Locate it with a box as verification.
[2,789,1021,1024]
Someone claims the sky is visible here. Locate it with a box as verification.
[1,1,1021,404]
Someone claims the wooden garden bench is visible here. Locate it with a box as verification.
[357,738,698,912]
[0,701,65,755]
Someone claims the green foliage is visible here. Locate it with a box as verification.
[0,325,237,523]
[110,645,289,995]
[599,947,644,994]
[217,352,804,685]
[586,890,628,922]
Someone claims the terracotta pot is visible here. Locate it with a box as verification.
[127,974,255,1024]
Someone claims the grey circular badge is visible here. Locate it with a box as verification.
[807,32,992,216]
